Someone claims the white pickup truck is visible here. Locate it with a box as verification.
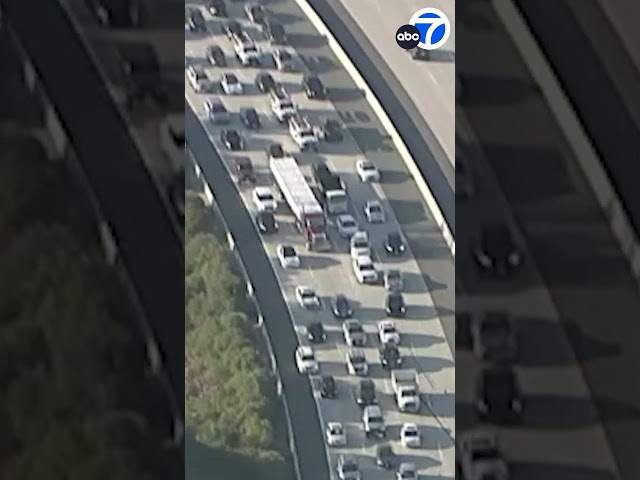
[391,369,420,413]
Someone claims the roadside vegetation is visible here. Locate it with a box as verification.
[0,133,176,479]
[184,190,293,480]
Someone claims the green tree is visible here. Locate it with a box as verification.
[185,191,208,240]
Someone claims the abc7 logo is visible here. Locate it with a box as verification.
[395,25,421,50]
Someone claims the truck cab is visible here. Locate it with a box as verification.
[312,162,348,214]
[289,113,318,151]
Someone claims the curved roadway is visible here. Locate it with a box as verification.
[329,0,455,169]
[0,0,184,418]
[185,0,455,478]
[457,2,640,479]
[303,0,454,236]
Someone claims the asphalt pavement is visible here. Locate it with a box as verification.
[332,0,455,167]
[303,0,455,237]
[458,1,640,478]
[185,0,455,477]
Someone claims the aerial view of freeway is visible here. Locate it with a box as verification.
[184,0,455,479]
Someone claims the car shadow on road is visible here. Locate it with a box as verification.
[456,394,640,430]
[422,391,455,418]
[301,54,339,74]
[508,461,618,480]
[272,11,304,25]
[304,255,341,270]
[515,315,620,366]
[425,49,455,63]
[327,86,366,103]
[287,32,328,49]
[460,74,538,106]
[406,304,454,321]
[410,355,455,373]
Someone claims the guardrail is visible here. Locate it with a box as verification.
[189,154,302,480]
[295,0,455,257]
[494,0,640,284]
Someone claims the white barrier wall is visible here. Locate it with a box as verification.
[294,0,455,257]
[494,0,640,284]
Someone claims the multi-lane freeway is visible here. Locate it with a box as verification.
[185,0,455,478]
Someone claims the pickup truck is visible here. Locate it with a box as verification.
[391,369,420,413]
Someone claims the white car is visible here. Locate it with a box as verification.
[350,231,370,259]
[336,214,358,239]
[356,159,380,182]
[220,73,243,95]
[378,320,400,346]
[457,431,509,480]
[326,422,347,447]
[187,65,210,92]
[397,462,418,480]
[252,186,277,212]
[295,345,319,374]
[364,200,385,223]
[295,286,321,309]
[400,423,421,448]
[277,244,300,268]
[352,255,378,284]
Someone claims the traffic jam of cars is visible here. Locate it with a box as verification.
[185,1,452,478]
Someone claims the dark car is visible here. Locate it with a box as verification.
[472,311,517,362]
[410,46,431,60]
[353,379,377,407]
[307,321,327,343]
[245,3,266,24]
[331,294,353,319]
[476,366,523,421]
[255,72,277,93]
[384,231,406,256]
[375,444,397,469]
[267,143,285,159]
[240,107,261,129]
[233,156,256,185]
[474,223,522,276]
[264,19,286,44]
[385,293,406,318]
[220,129,244,150]
[303,75,326,100]
[256,211,278,234]
[223,20,242,39]
[187,8,207,32]
[205,0,227,17]
[206,45,226,66]
[320,375,337,398]
[321,118,344,142]
[379,344,402,370]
